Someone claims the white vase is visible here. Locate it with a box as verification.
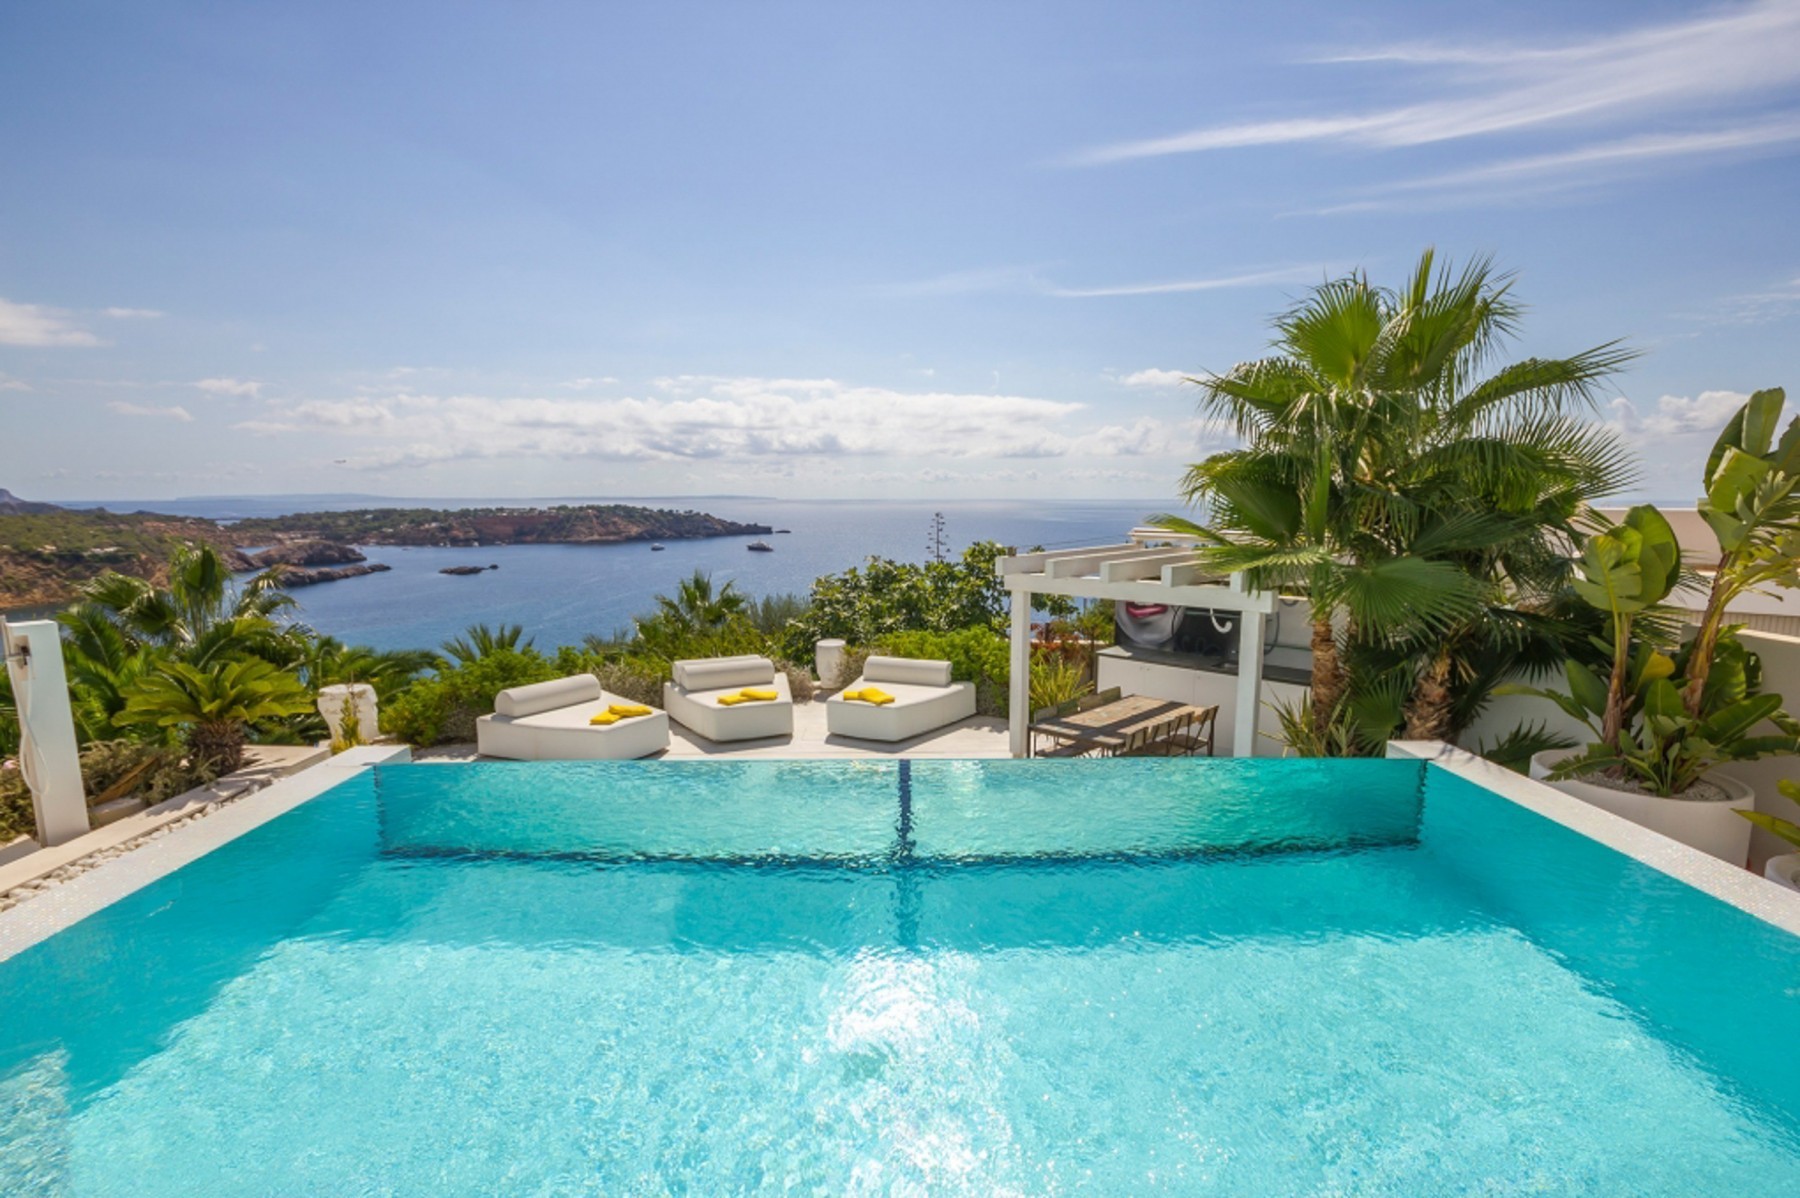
[1765,853,1800,893]
[1529,751,1755,866]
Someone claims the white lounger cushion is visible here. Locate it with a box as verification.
[478,674,668,760]
[494,674,604,718]
[826,672,976,743]
[862,655,952,688]
[663,666,794,742]
[671,656,775,691]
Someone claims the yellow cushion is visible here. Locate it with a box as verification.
[717,693,747,706]
[841,689,863,701]
[737,688,778,702]
[588,712,621,725]
[852,687,895,705]
[608,703,652,717]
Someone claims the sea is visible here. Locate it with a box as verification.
[52,496,1178,654]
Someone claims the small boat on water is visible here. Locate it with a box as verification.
[746,540,774,552]
[650,543,665,551]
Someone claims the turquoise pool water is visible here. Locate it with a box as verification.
[2,759,1798,1195]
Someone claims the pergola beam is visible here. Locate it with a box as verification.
[996,540,1283,760]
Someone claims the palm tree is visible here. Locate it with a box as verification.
[116,657,314,775]
[1158,250,1636,746]
[297,635,438,697]
[440,623,533,665]
[74,542,294,653]
[653,570,748,634]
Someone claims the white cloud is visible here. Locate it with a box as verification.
[1052,265,1331,298]
[0,373,31,392]
[0,298,100,347]
[1607,389,1800,441]
[237,376,1203,470]
[195,377,262,398]
[101,307,164,319]
[1070,0,1800,210]
[557,376,619,390]
[1119,368,1190,388]
[107,401,194,422]
[1380,117,1800,195]
[1072,2,1800,166]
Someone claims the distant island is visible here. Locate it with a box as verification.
[0,492,770,609]
[229,504,771,548]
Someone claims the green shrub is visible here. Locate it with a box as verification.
[381,649,556,746]
[782,542,1011,659]
[875,628,1012,716]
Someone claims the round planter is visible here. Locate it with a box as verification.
[1765,853,1800,894]
[1528,751,1755,866]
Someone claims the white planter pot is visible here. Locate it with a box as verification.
[814,639,847,688]
[317,683,379,748]
[1529,751,1755,866]
[1765,853,1800,894]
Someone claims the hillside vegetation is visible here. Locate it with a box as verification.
[229,504,772,546]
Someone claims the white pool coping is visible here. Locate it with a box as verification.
[0,745,411,964]
[1,740,1795,965]
[1389,740,1800,938]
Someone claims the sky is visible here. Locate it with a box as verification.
[1,0,1798,504]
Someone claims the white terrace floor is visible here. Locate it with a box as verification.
[417,696,1012,762]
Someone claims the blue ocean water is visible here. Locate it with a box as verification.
[2,758,1797,1195]
[94,496,1168,653]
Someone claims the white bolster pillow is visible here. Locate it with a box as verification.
[494,674,603,718]
[863,656,953,687]
[673,656,776,691]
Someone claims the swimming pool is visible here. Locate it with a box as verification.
[2,757,1797,1194]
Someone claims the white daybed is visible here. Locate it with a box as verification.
[825,655,975,743]
[476,674,669,761]
[662,655,795,742]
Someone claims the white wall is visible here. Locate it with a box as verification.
[1096,649,1307,758]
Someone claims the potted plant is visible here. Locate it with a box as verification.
[1739,780,1800,893]
[1512,390,1800,863]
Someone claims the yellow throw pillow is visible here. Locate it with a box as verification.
[609,703,652,717]
[717,694,746,706]
[737,688,778,702]
[588,712,621,725]
[855,687,895,705]
[841,689,864,702]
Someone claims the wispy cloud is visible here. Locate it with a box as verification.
[107,401,194,422]
[0,373,31,393]
[1053,265,1334,298]
[1072,2,1800,167]
[0,298,101,347]
[880,262,1321,300]
[1382,117,1800,195]
[101,307,164,320]
[238,377,1203,470]
[195,377,262,398]
[1118,368,1190,388]
[557,376,619,390]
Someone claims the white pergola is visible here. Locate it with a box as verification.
[997,528,1278,759]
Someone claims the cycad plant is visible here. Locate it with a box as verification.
[1157,250,1635,749]
[116,657,314,775]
